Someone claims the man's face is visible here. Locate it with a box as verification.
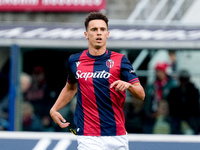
[156,69,166,81]
[84,19,109,49]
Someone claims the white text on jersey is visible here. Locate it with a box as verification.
[76,70,111,81]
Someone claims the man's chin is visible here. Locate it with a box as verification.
[94,45,101,49]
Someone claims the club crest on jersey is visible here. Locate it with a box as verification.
[106,59,114,68]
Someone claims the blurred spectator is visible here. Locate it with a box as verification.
[22,101,42,131]
[23,66,59,132]
[153,100,171,134]
[0,72,31,131]
[167,70,200,134]
[0,107,9,130]
[168,50,177,73]
[24,66,49,116]
[144,62,177,133]
[124,98,145,133]
[20,72,32,95]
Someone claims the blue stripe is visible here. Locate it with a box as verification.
[120,56,138,82]
[74,85,84,135]
[93,52,117,136]
[69,51,84,135]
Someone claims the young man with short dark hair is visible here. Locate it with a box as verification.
[50,12,145,150]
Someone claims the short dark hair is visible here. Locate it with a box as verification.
[179,70,190,82]
[84,12,109,30]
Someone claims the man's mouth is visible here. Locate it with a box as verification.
[96,38,102,42]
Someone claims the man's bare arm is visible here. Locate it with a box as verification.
[50,82,77,128]
[110,80,145,101]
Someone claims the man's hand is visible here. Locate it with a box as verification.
[111,80,145,100]
[50,109,70,128]
[110,80,131,92]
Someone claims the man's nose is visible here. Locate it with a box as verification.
[97,29,102,34]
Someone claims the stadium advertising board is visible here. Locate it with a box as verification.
[1,132,200,150]
[1,25,200,41]
[0,0,106,12]
[1,24,200,49]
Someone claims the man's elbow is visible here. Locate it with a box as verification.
[140,92,145,101]
[130,83,145,101]
[136,90,145,101]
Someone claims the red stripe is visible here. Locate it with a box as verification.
[129,78,139,84]
[109,52,126,135]
[78,50,101,136]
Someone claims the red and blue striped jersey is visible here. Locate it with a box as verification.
[67,49,139,136]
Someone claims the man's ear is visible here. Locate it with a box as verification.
[107,31,110,39]
[84,31,88,39]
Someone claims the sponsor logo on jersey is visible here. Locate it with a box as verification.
[76,70,111,81]
[129,70,135,74]
[77,128,80,132]
[76,61,81,67]
[106,59,114,68]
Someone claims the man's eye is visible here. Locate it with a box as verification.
[91,28,97,31]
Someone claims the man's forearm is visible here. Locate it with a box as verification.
[128,82,145,101]
[50,82,77,112]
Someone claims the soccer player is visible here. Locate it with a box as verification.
[50,12,145,150]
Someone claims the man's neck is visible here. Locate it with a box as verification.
[88,47,106,56]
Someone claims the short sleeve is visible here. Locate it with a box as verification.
[120,56,139,84]
[67,57,77,84]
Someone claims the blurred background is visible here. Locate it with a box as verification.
[0,0,200,136]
